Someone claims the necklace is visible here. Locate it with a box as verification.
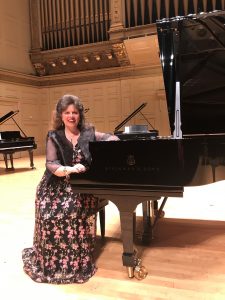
[65,130,80,146]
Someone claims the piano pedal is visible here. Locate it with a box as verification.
[133,258,148,280]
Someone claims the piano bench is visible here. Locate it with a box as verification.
[97,198,109,238]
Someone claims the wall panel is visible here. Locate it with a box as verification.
[0,0,33,74]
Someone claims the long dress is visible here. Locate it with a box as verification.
[22,142,98,284]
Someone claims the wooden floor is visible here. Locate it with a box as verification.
[1,156,225,300]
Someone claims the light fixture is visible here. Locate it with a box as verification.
[71,57,78,64]
[95,55,101,61]
[106,53,113,60]
[59,58,67,66]
[84,57,89,63]
[49,61,56,67]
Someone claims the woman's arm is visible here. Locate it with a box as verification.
[46,136,85,177]
[95,131,120,141]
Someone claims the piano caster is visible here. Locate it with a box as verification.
[127,266,134,278]
[126,259,148,280]
[133,259,148,280]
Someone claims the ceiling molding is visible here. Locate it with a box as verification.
[38,64,162,86]
[0,64,162,88]
[0,68,41,87]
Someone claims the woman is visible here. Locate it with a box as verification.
[22,94,119,284]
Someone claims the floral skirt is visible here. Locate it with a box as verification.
[22,175,98,284]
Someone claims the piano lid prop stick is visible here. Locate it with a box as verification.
[173,81,182,139]
[139,111,156,130]
[11,117,27,138]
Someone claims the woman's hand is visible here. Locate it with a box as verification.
[72,163,86,173]
[54,164,87,177]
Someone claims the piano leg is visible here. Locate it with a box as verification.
[119,210,136,277]
[9,154,14,169]
[97,199,109,238]
[110,197,148,279]
[3,153,14,170]
[99,208,105,238]
[28,150,35,169]
[3,154,8,169]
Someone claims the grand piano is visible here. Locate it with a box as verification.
[70,10,225,279]
[0,110,37,170]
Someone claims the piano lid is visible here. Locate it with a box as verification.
[156,10,225,135]
[114,103,147,133]
[0,110,19,125]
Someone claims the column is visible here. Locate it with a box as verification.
[29,0,42,52]
[109,0,125,40]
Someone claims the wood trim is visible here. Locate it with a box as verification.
[0,63,162,87]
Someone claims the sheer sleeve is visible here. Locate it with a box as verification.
[45,136,62,174]
[95,131,120,141]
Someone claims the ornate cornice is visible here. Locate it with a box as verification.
[30,41,130,77]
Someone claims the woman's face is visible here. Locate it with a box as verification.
[62,104,80,130]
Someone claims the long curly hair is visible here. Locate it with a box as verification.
[52,94,86,130]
